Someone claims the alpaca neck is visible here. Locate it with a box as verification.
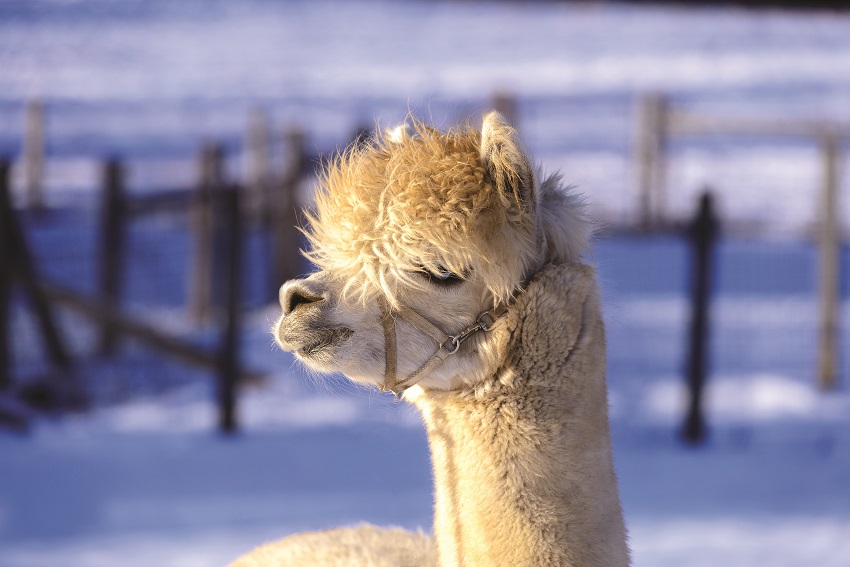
[411,264,629,567]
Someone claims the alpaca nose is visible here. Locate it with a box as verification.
[280,281,324,315]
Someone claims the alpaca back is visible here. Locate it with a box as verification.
[228,524,436,567]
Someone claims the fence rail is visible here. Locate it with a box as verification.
[0,154,276,432]
[668,111,850,140]
[635,93,846,391]
[2,95,846,440]
[1,101,371,432]
[42,283,265,384]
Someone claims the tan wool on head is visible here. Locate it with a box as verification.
[304,119,541,308]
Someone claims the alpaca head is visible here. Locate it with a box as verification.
[274,112,591,392]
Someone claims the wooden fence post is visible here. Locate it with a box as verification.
[682,191,719,445]
[218,186,242,434]
[189,143,225,326]
[0,160,12,391]
[0,156,79,407]
[817,132,841,390]
[635,94,668,231]
[270,126,305,299]
[24,100,46,211]
[246,108,272,220]
[1,159,69,368]
[491,91,518,127]
[98,159,127,355]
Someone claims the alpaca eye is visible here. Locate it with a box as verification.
[419,266,465,286]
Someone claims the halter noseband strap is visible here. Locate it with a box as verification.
[378,294,516,395]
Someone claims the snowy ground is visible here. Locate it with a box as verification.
[2,1,850,566]
[3,273,850,567]
[2,352,850,567]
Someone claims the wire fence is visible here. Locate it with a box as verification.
[0,153,304,432]
[0,93,847,439]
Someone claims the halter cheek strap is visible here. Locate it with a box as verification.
[379,298,398,386]
[378,295,513,395]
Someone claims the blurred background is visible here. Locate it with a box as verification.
[1,0,849,565]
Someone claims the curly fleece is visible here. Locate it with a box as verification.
[303,117,590,307]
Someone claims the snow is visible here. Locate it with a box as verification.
[3,286,849,566]
[641,372,850,423]
[2,1,850,566]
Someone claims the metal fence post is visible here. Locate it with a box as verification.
[682,191,719,445]
[0,160,12,391]
[98,158,127,355]
[218,186,242,434]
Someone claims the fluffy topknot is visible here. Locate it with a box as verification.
[303,113,591,306]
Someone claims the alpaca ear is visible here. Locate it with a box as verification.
[480,111,534,215]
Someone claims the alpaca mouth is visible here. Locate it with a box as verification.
[293,326,353,358]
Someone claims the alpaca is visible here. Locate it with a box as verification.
[230,113,629,566]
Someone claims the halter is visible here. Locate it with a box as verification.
[377,294,516,395]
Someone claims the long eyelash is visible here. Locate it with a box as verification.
[419,265,465,286]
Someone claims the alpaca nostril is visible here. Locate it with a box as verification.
[288,291,318,313]
[283,285,324,315]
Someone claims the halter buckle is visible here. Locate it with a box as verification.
[476,311,497,332]
[442,336,462,355]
